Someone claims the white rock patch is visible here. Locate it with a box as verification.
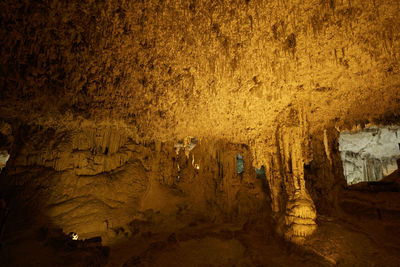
[339,126,400,185]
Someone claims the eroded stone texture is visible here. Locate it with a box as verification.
[0,122,13,173]
[0,0,399,143]
[11,124,134,175]
[339,126,400,184]
[0,151,9,172]
[0,0,400,252]
[4,124,269,243]
[251,106,317,243]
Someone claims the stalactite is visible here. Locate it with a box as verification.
[277,124,317,243]
[324,129,332,165]
[339,126,400,184]
[251,106,317,243]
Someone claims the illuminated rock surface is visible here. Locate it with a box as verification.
[0,151,9,173]
[340,126,400,184]
[0,0,400,266]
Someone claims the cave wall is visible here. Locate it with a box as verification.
[2,123,269,244]
[0,0,400,246]
[305,126,346,216]
[246,105,319,243]
[0,122,12,173]
[339,126,400,184]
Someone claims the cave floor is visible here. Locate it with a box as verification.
[0,213,329,266]
[106,221,328,267]
[1,212,400,266]
[106,217,400,267]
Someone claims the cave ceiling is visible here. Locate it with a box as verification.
[0,0,399,143]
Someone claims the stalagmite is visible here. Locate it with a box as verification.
[252,106,317,243]
[277,110,317,243]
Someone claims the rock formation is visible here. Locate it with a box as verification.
[0,0,400,265]
[250,106,317,243]
[340,126,400,184]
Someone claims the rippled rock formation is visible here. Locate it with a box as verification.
[340,126,400,184]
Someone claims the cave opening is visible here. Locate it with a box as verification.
[339,126,400,185]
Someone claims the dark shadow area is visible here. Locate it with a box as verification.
[109,217,331,267]
[331,159,400,265]
[0,167,110,266]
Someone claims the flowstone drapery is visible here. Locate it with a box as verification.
[278,125,317,243]
[253,108,317,243]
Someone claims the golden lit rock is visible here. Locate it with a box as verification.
[0,0,400,265]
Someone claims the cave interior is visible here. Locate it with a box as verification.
[1,0,400,266]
